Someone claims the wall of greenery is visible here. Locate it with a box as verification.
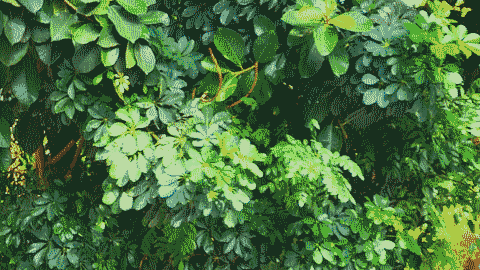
[1,0,480,269]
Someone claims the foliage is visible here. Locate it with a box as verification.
[0,0,479,269]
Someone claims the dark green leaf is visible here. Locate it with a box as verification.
[214,28,246,68]
[253,30,279,64]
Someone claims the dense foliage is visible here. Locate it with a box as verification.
[0,0,480,269]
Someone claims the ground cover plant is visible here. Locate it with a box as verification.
[1,0,480,269]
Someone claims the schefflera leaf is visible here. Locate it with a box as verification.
[119,192,133,211]
[102,189,119,205]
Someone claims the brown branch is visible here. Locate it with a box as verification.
[226,61,259,109]
[203,47,224,103]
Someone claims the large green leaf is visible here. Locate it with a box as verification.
[253,15,276,36]
[253,30,280,64]
[313,24,338,56]
[216,73,238,102]
[72,43,101,73]
[108,5,149,44]
[281,7,323,28]
[119,192,133,210]
[329,11,373,32]
[328,38,349,77]
[214,28,246,68]
[299,36,325,78]
[116,0,148,15]
[134,43,155,74]
[0,35,29,66]
[4,18,26,46]
[97,25,120,48]
[101,47,119,67]
[50,11,79,42]
[18,0,43,14]
[138,10,170,26]
[73,23,101,44]
[12,58,41,107]
[317,123,342,153]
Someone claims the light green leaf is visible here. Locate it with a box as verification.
[107,5,149,44]
[223,209,238,228]
[109,154,129,180]
[134,43,155,74]
[101,47,119,67]
[281,7,323,28]
[108,122,128,137]
[329,11,373,32]
[138,10,170,25]
[328,38,349,77]
[313,248,323,264]
[73,23,101,44]
[119,192,133,211]
[313,24,338,56]
[216,73,238,102]
[102,189,119,205]
[115,0,148,15]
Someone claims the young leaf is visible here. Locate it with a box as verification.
[313,25,338,56]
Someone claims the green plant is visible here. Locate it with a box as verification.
[0,0,480,269]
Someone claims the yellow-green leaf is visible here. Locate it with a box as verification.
[281,8,323,28]
[313,24,338,56]
[216,73,238,102]
[126,41,136,69]
[329,11,373,32]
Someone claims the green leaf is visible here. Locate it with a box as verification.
[253,15,276,36]
[119,192,133,211]
[216,73,238,102]
[281,7,323,28]
[109,122,128,137]
[12,68,41,107]
[138,10,170,25]
[73,23,100,44]
[101,47,120,67]
[313,248,323,264]
[115,0,148,15]
[403,22,425,43]
[214,28,246,68]
[328,38,349,77]
[50,11,79,42]
[107,5,149,44]
[317,124,342,153]
[72,43,101,73]
[329,11,373,32]
[134,43,155,74]
[26,242,46,254]
[320,247,335,263]
[4,18,25,45]
[0,36,29,66]
[313,24,338,56]
[54,97,69,113]
[18,0,43,14]
[102,189,119,205]
[98,25,120,48]
[253,30,280,63]
[126,41,136,69]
